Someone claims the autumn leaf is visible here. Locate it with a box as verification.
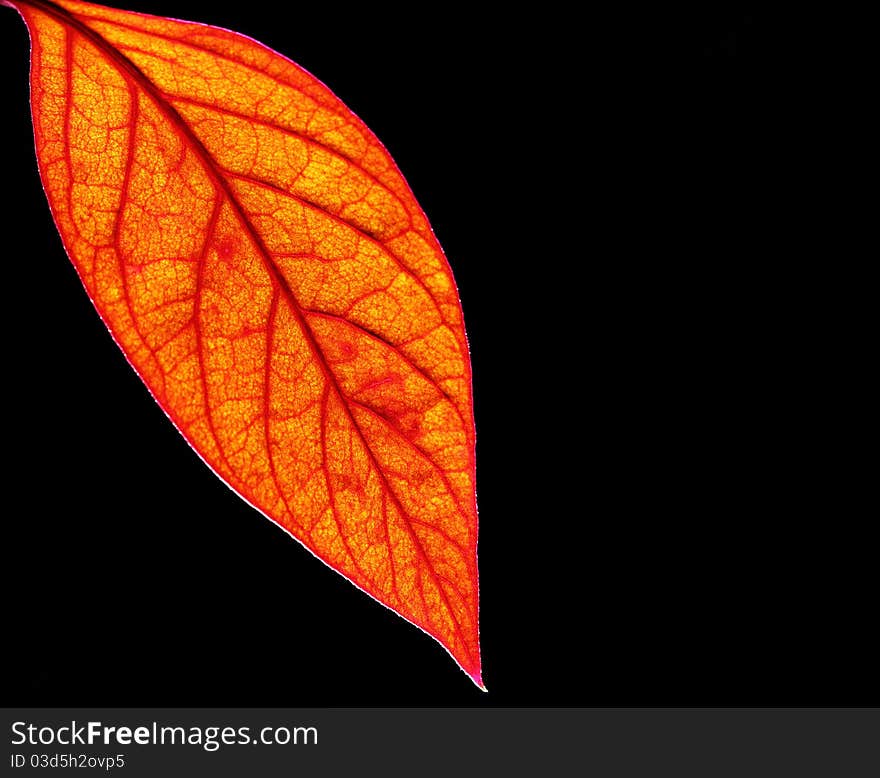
[3,0,482,688]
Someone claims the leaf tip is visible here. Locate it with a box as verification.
[469,669,488,693]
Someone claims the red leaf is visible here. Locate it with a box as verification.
[4,0,482,688]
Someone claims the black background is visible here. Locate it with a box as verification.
[1,4,873,706]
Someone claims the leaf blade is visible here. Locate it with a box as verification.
[10,0,481,687]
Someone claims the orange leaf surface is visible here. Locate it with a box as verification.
[4,0,481,687]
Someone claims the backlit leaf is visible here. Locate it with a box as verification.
[3,0,482,688]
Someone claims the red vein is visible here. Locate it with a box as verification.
[17,0,477,666]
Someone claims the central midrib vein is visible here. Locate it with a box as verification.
[20,0,477,662]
